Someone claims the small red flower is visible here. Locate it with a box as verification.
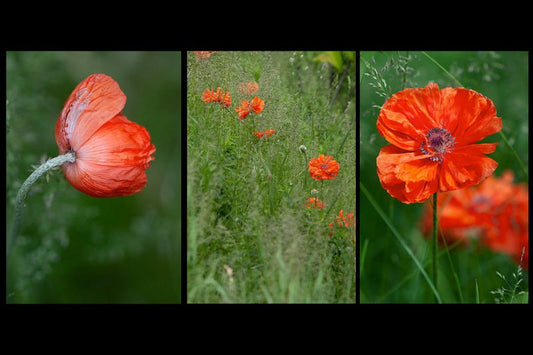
[238,81,259,95]
[328,209,356,242]
[194,51,218,59]
[202,87,231,108]
[236,96,264,120]
[55,73,155,197]
[306,197,324,210]
[376,83,502,204]
[253,129,275,139]
[308,154,340,181]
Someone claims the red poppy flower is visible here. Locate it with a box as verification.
[306,197,324,210]
[194,51,218,59]
[201,87,231,108]
[309,154,340,181]
[236,96,265,120]
[253,129,275,139]
[328,209,356,242]
[420,171,528,267]
[238,81,259,95]
[376,83,502,204]
[55,73,155,197]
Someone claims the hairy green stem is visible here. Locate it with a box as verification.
[7,152,75,255]
[432,192,438,295]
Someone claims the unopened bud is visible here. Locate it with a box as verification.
[299,145,307,154]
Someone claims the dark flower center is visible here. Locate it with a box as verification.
[321,164,329,169]
[420,127,456,163]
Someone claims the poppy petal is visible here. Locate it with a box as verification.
[55,74,126,153]
[63,113,155,197]
[377,145,438,203]
[438,144,498,192]
[439,87,502,146]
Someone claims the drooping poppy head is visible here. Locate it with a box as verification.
[309,154,340,181]
[55,73,155,197]
[238,81,259,95]
[376,83,502,204]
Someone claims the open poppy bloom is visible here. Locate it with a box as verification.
[236,96,264,120]
[238,81,259,95]
[201,87,231,108]
[309,154,340,181]
[253,129,275,139]
[194,51,218,59]
[420,170,528,267]
[55,73,155,197]
[376,83,502,203]
[306,197,324,210]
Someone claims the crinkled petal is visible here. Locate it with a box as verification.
[55,73,126,153]
[63,113,155,197]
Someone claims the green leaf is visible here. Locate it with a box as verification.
[314,51,344,71]
[342,51,355,62]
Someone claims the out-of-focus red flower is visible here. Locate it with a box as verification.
[236,96,264,120]
[194,51,219,59]
[421,170,528,267]
[238,81,259,95]
[55,73,155,197]
[309,154,340,181]
[253,129,275,139]
[306,197,324,210]
[201,87,231,108]
[328,209,356,242]
[376,83,502,204]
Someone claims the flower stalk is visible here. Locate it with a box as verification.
[7,152,76,255]
[432,192,438,294]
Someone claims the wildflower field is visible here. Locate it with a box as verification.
[187,51,356,303]
[6,51,181,303]
[360,51,528,303]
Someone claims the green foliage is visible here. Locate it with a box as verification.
[6,52,181,303]
[360,51,529,303]
[187,51,356,303]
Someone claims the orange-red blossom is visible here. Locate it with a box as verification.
[309,154,340,181]
[253,129,275,139]
[55,73,155,197]
[236,96,264,120]
[376,83,502,204]
[201,87,231,108]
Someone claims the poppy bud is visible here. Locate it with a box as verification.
[55,73,155,197]
[299,145,307,154]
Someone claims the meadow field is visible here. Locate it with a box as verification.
[360,51,528,303]
[187,51,356,303]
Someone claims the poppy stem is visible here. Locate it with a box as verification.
[7,152,76,256]
[432,192,438,295]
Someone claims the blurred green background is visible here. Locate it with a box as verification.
[6,51,181,303]
[360,51,528,303]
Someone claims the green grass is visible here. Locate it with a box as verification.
[187,51,356,303]
[360,51,528,303]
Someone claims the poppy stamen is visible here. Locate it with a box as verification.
[420,127,456,163]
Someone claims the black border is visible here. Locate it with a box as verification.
[2,44,531,314]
